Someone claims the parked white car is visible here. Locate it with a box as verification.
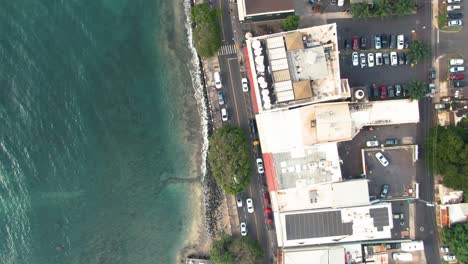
[443,255,457,261]
[450,58,464,65]
[397,35,404,50]
[376,52,383,66]
[448,0,461,3]
[375,152,390,167]
[352,52,359,66]
[214,71,222,89]
[448,19,463,26]
[256,158,265,174]
[392,252,413,261]
[221,108,228,121]
[241,78,249,92]
[246,198,254,213]
[447,5,461,11]
[450,66,465,72]
[360,53,366,68]
[368,53,375,67]
[366,140,379,147]
[240,222,247,236]
[338,0,344,6]
[390,52,398,66]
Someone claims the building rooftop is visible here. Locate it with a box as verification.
[282,246,345,264]
[246,24,349,112]
[244,0,294,16]
[275,203,393,247]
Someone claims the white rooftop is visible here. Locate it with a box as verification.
[283,247,345,264]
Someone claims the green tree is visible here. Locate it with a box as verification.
[351,3,372,19]
[210,234,235,264]
[191,4,222,58]
[392,0,415,15]
[406,80,427,100]
[426,126,468,194]
[210,235,264,264]
[283,15,300,31]
[373,0,391,18]
[406,40,431,64]
[229,237,264,264]
[442,224,468,263]
[208,126,252,194]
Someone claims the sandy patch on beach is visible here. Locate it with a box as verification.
[176,182,211,263]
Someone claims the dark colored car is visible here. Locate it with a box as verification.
[450,73,465,80]
[395,84,402,97]
[429,68,436,80]
[372,84,379,98]
[344,39,350,50]
[388,85,395,98]
[352,37,359,50]
[249,119,258,139]
[264,208,273,223]
[383,53,390,65]
[452,80,467,87]
[390,34,396,49]
[402,84,409,97]
[381,34,389,48]
[380,85,388,99]
[398,53,405,65]
[380,184,390,198]
[263,191,271,207]
[217,91,225,105]
[404,52,410,65]
[368,85,373,98]
[385,138,400,145]
[448,13,463,19]
[360,37,367,50]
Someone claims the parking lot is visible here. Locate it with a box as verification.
[364,147,416,199]
[390,200,411,239]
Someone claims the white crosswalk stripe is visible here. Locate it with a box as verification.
[218,44,237,56]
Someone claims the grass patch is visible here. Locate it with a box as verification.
[438,9,448,28]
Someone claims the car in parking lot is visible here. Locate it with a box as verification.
[360,53,366,68]
[376,52,383,66]
[380,85,388,99]
[448,19,463,26]
[395,84,402,96]
[240,222,247,236]
[402,84,409,97]
[450,66,465,72]
[397,35,404,50]
[448,0,461,3]
[447,12,463,19]
[246,198,254,213]
[344,39,350,50]
[352,52,359,66]
[447,5,461,11]
[352,37,359,50]
[452,80,467,87]
[388,85,395,98]
[366,140,379,147]
[241,78,249,92]
[375,35,382,49]
[221,108,228,121]
[360,37,367,50]
[256,158,264,174]
[380,184,390,198]
[249,119,257,139]
[383,53,390,65]
[393,252,412,261]
[385,138,400,145]
[264,208,273,223]
[381,34,389,48]
[372,84,379,98]
[435,103,447,110]
[368,53,375,67]
[375,152,390,166]
[390,34,396,49]
[450,58,464,65]
[398,53,405,65]
[390,52,398,66]
[443,255,457,261]
[450,73,465,80]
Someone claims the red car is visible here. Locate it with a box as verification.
[263,191,270,207]
[450,73,465,80]
[264,208,273,223]
[380,85,388,99]
[352,37,359,51]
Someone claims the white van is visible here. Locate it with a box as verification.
[338,0,344,6]
[392,252,413,261]
[214,72,222,89]
[221,108,228,121]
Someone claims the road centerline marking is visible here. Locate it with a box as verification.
[227,58,241,124]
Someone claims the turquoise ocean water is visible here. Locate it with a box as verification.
[0,0,206,263]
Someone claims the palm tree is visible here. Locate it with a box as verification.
[407,40,431,65]
[407,80,427,100]
[393,0,415,15]
[373,0,391,18]
[351,3,372,19]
